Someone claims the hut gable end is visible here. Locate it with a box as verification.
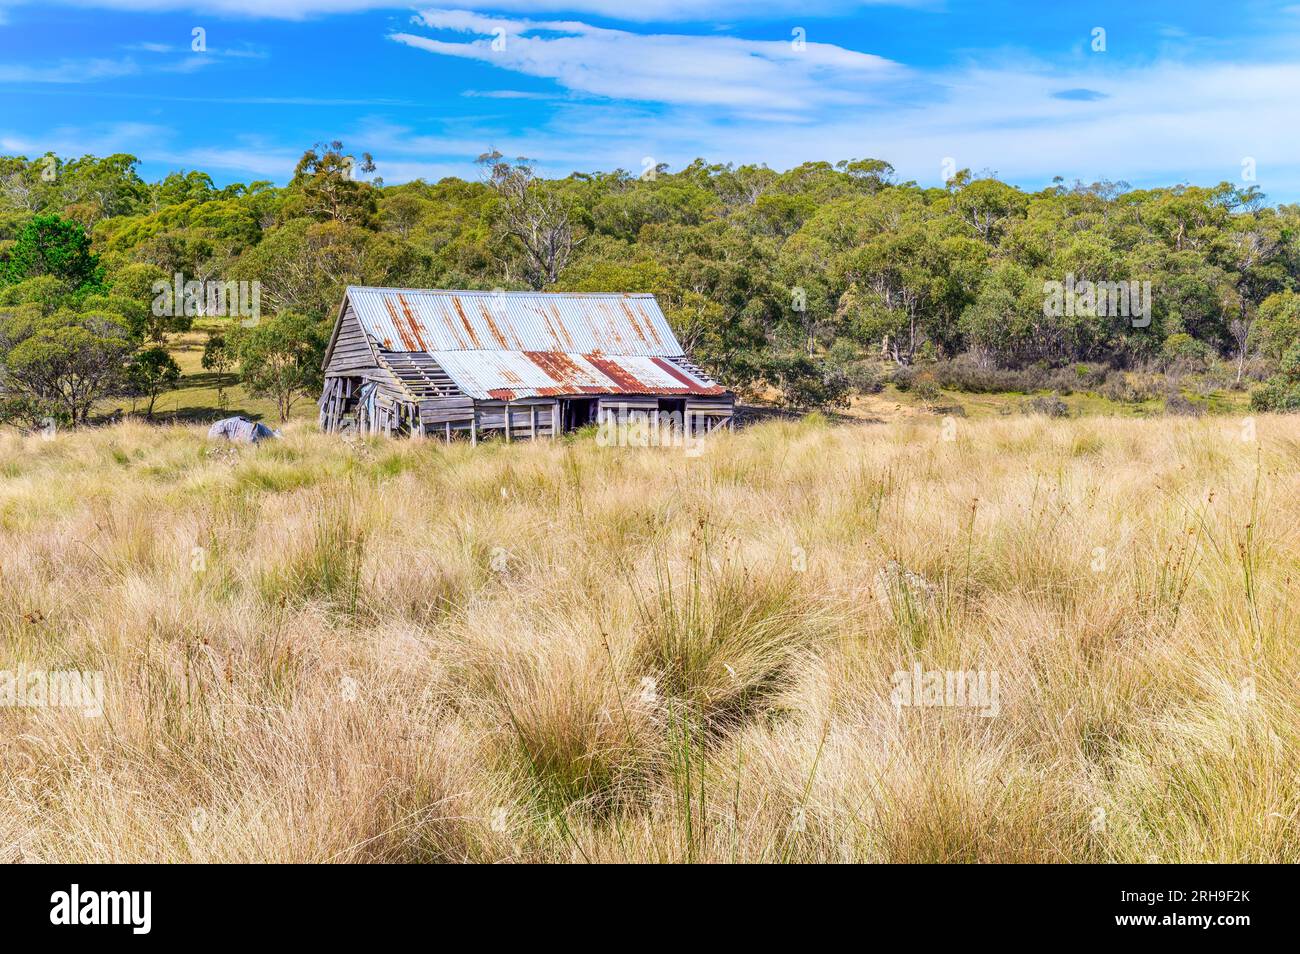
[323,299,379,376]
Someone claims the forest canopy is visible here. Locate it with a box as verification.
[3,143,1300,421]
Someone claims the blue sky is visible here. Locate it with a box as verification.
[2,1,1300,199]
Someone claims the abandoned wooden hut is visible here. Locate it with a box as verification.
[318,286,733,442]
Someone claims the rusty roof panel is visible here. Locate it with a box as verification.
[346,287,685,357]
[429,350,725,401]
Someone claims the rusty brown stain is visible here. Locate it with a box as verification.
[617,298,651,348]
[488,388,517,400]
[435,300,466,348]
[477,299,510,348]
[592,300,626,351]
[515,349,716,396]
[449,295,483,349]
[627,298,664,349]
[548,302,577,350]
[586,352,649,392]
[523,350,587,387]
[395,294,430,351]
[536,305,566,350]
[384,297,421,351]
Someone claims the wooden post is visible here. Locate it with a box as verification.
[551,402,560,439]
[471,407,479,447]
[504,402,511,443]
[529,405,537,440]
[318,376,330,434]
[445,421,451,443]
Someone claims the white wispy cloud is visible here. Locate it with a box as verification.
[0,121,172,156]
[0,57,139,83]
[124,40,268,59]
[411,0,926,21]
[391,10,905,116]
[0,40,268,86]
[152,144,304,176]
[0,0,391,19]
[462,89,560,100]
[0,0,921,22]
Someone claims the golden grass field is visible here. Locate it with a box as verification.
[0,412,1296,863]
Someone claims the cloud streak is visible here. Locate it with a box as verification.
[0,0,924,22]
[391,10,905,116]
[0,58,139,83]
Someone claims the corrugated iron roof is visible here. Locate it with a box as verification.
[429,350,725,401]
[346,286,683,357]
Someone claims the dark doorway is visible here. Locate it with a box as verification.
[657,398,687,443]
[561,397,598,432]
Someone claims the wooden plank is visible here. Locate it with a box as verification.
[418,396,475,424]
[598,397,658,411]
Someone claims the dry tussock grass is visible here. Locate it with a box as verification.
[0,412,1297,862]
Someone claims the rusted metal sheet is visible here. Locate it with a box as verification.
[345,287,684,357]
[429,349,725,401]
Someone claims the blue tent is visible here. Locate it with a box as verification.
[207,416,280,444]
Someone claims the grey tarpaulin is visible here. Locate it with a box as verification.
[207,416,281,443]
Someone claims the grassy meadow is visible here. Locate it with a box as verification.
[0,411,1297,862]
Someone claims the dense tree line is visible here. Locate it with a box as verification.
[4,142,1300,426]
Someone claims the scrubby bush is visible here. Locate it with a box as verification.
[1164,392,1205,416]
[1100,371,1161,404]
[848,363,885,394]
[913,376,942,403]
[1022,392,1069,417]
[1250,344,1300,411]
[889,364,915,391]
[1061,362,1109,389]
[826,340,885,395]
[930,354,1044,393]
[928,356,1111,396]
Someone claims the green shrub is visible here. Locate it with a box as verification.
[1250,344,1300,411]
[913,377,941,403]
